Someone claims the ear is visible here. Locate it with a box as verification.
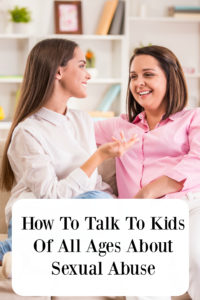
[55,66,63,80]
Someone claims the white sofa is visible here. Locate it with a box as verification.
[0,138,191,300]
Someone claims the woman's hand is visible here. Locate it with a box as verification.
[133,175,184,199]
[81,131,138,177]
[97,131,138,161]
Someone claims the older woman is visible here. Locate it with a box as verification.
[95,45,200,300]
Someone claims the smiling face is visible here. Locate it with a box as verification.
[59,47,91,98]
[129,54,167,115]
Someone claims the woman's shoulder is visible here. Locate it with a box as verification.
[171,107,200,119]
[186,107,200,116]
[16,114,39,128]
[68,108,94,129]
[68,108,90,120]
[95,114,132,141]
[8,115,44,155]
[11,114,43,142]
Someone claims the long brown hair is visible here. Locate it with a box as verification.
[127,45,188,122]
[0,38,78,191]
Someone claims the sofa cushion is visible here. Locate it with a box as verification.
[51,296,190,300]
[0,190,10,233]
[52,298,125,300]
[0,139,11,234]
[98,158,117,196]
[172,294,191,300]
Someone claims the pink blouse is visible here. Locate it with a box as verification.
[95,108,200,199]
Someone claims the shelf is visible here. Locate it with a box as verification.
[0,77,122,84]
[1,74,199,84]
[0,122,12,130]
[129,16,200,23]
[37,34,125,41]
[1,0,200,117]
[0,33,125,41]
[0,34,30,39]
[0,76,23,83]
[89,78,122,84]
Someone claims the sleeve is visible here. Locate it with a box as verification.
[8,128,96,199]
[94,118,117,145]
[163,109,200,190]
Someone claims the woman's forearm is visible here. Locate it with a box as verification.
[80,148,106,177]
[81,133,137,177]
[134,175,184,199]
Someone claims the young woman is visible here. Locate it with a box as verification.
[95,45,200,300]
[0,38,137,279]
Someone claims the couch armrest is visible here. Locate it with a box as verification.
[98,158,118,196]
[172,294,191,300]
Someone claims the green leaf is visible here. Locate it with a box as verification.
[8,6,31,23]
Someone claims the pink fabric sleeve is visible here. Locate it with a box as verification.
[163,109,200,190]
[95,118,117,145]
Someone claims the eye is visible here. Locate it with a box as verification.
[79,64,85,69]
[130,74,137,80]
[144,72,154,77]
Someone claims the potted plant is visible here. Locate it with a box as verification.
[86,49,98,78]
[8,6,32,34]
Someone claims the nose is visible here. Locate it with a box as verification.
[86,70,91,80]
[137,76,145,87]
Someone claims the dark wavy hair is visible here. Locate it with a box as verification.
[0,38,78,191]
[126,45,188,122]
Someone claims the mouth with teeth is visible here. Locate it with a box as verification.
[138,90,152,96]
